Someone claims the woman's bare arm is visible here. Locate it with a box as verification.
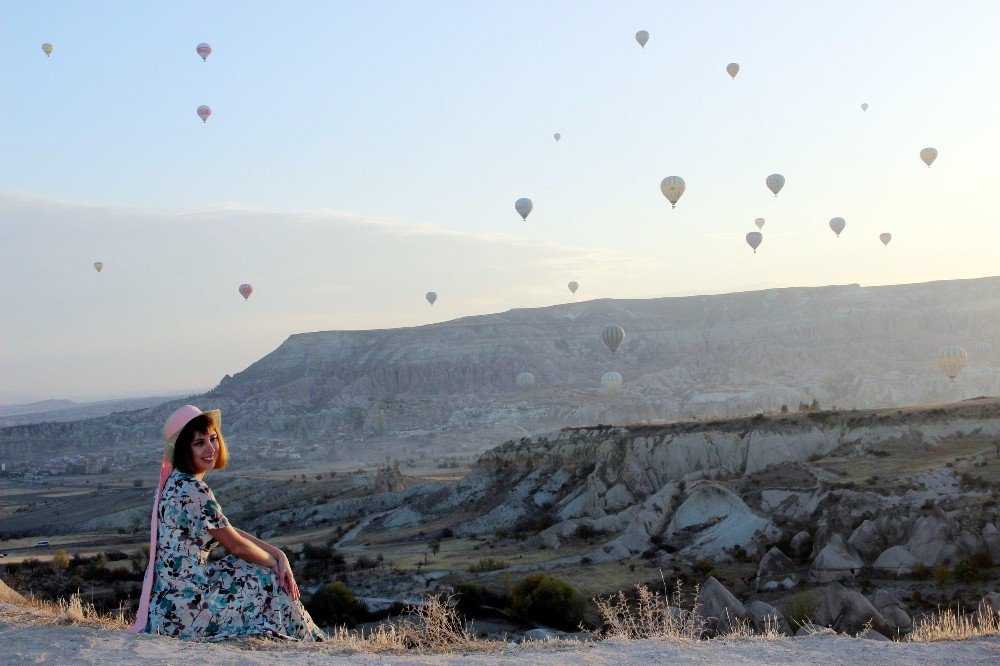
[234,527,279,556]
[208,525,277,569]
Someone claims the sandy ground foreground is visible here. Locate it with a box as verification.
[2,613,999,666]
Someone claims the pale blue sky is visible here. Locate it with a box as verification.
[2,1,1000,402]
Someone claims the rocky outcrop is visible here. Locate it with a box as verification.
[756,547,798,591]
[869,590,912,636]
[790,531,812,558]
[814,583,891,636]
[747,600,791,635]
[694,577,751,635]
[811,535,864,582]
[872,546,919,574]
[372,464,405,493]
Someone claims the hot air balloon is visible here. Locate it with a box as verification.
[425,291,437,306]
[829,217,846,237]
[879,233,892,246]
[660,176,685,209]
[238,283,253,300]
[635,30,649,48]
[746,232,763,253]
[601,371,623,392]
[568,281,579,294]
[515,198,533,221]
[196,43,212,61]
[553,133,561,142]
[516,372,535,388]
[42,43,53,57]
[754,218,765,230]
[601,325,625,354]
[975,342,993,356]
[197,105,212,123]
[920,147,937,167]
[726,63,739,79]
[861,103,868,112]
[93,262,104,273]
[766,174,785,197]
[938,345,967,381]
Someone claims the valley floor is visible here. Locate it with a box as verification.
[2,603,998,666]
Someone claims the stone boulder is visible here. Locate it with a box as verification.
[747,600,791,635]
[790,530,812,558]
[795,623,836,637]
[667,481,775,558]
[905,515,960,567]
[810,534,864,582]
[872,545,920,575]
[869,589,912,636]
[756,546,798,592]
[982,523,1000,564]
[694,576,751,635]
[849,514,909,562]
[858,627,892,641]
[813,582,891,636]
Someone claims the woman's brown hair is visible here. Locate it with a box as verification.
[172,414,229,473]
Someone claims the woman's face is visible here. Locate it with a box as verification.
[189,428,220,475]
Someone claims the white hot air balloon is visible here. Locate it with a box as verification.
[975,342,993,356]
[515,197,533,221]
[553,132,561,142]
[726,63,739,79]
[938,345,968,381]
[829,217,846,237]
[601,325,625,354]
[425,291,437,306]
[879,233,892,246]
[660,176,685,209]
[766,174,785,197]
[93,261,104,273]
[920,147,937,167]
[746,231,763,253]
[568,281,579,294]
[196,43,212,61]
[754,217,765,230]
[861,103,868,112]
[238,283,253,300]
[197,105,212,123]
[635,30,649,48]
[42,43,54,57]
[601,371,623,393]
[516,372,535,389]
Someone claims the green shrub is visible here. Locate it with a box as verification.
[454,582,485,616]
[692,557,716,578]
[932,565,951,588]
[509,573,585,630]
[782,591,820,630]
[469,558,509,573]
[952,559,978,584]
[911,563,930,579]
[305,581,365,628]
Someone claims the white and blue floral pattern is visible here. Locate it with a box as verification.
[147,469,325,641]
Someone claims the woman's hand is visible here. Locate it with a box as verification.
[274,550,300,601]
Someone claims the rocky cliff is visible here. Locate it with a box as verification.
[5,277,1000,464]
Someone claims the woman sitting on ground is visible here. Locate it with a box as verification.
[129,405,326,641]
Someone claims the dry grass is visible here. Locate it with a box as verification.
[594,577,785,642]
[9,592,129,630]
[314,595,489,654]
[908,604,1000,642]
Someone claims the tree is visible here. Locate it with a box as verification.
[509,573,585,630]
[304,581,364,628]
[53,549,70,569]
[780,404,789,414]
[429,540,441,556]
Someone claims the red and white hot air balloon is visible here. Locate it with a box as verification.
[196,43,212,61]
[238,283,253,300]
[197,105,212,123]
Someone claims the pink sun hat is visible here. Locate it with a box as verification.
[129,404,222,634]
[161,405,222,462]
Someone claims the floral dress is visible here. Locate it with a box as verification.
[147,469,326,641]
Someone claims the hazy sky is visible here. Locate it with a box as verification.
[2,1,1000,403]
